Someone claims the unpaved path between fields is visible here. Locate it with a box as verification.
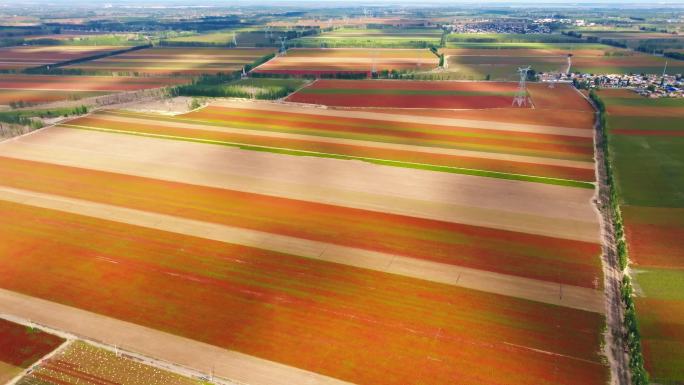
[583,91,631,385]
[0,289,353,385]
[209,99,593,137]
[0,185,604,313]
[93,113,595,170]
[0,127,600,242]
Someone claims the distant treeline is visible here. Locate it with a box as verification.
[45,16,250,33]
[664,51,684,61]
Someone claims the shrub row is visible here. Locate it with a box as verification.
[0,105,88,130]
[589,89,649,385]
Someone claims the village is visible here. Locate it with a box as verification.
[541,71,684,98]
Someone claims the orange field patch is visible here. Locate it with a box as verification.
[0,199,609,385]
[527,83,593,112]
[623,206,684,268]
[286,80,523,109]
[0,74,188,91]
[345,107,595,129]
[254,48,437,75]
[66,47,276,75]
[0,155,602,288]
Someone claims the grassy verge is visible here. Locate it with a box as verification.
[590,89,649,385]
[63,123,595,189]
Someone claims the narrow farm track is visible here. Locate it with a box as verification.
[0,290,353,385]
[0,127,600,242]
[0,185,604,313]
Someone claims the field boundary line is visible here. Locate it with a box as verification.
[61,123,595,189]
[0,185,604,313]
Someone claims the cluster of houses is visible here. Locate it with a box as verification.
[540,72,684,98]
[534,18,596,27]
[448,19,552,34]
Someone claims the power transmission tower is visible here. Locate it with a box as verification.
[513,66,531,107]
[279,37,287,55]
[566,54,573,75]
[232,32,237,47]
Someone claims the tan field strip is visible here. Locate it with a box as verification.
[94,113,595,170]
[258,57,434,63]
[0,127,600,242]
[209,99,593,137]
[0,185,604,313]
[0,288,353,385]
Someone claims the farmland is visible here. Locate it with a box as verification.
[0,190,608,385]
[0,71,607,381]
[267,17,427,29]
[23,32,148,46]
[600,89,684,384]
[65,47,276,75]
[60,95,596,186]
[0,75,188,106]
[286,79,593,112]
[0,318,64,383]
[286,79,521,108]
[253,48,437,76]
[17,341,206,385]
[164,29,286,47]
[441,47,682,80]
[6,3,682,385]
[581,30,684,51]
[0,45,126,71]
[292,27,442,48]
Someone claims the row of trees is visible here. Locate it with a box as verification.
[0,105,88,131]
[590,90,649,385]
[173,83,298,100]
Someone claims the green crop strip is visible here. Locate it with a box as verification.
[62,123,594,189]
